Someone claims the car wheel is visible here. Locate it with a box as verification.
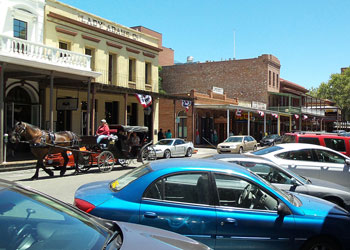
[164,150,171,159]
[253,145,257,151]
[239,147,243,154]
[301,237,339,250]
[185,148,192,157]
[272,141,276,146]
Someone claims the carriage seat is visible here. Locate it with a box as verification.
[110,129,118,135]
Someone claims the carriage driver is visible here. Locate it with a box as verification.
[96,119,110,145]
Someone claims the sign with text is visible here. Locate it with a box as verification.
[56,98,78,111]
[252,101,266,110]
[212,86,224,95]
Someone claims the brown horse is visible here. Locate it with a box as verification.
[9,121,80,180]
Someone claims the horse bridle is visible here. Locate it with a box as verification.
[12,123,27,142]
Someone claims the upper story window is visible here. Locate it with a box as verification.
[129,58,136,82]
[85,47,95,71]
[268,71,271,86]
[276,74,279,88]
[59,41,70,50]
[145,62,152,85]
[13,19,27,40]
[273,72,275,87]
[108,54,117,84]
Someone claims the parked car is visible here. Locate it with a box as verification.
[217,135,258,154]
[0,178,210,250]
[153,138,194,158]
[282,132,350,156]
[213,154,350,210]
[260,134,282,146]
[250,143,350,188]
[74,159,350,250]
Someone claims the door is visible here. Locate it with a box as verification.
[174,139,186,156]
[31,104,41,128]
[140,172,216,249]
[213,173,296,250]
[56,110,72,132]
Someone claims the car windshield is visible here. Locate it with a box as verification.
[156,139,173,146]
[0,185,109,250]
[111,165,152,191]
[225,137,243,143]
[263,134,278,139]
[252,146,283,155]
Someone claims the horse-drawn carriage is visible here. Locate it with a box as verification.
[10,122,156,179]
[75,124,157,173]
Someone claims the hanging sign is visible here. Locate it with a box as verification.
[303,115,308,120]
[272,113,279,119]
[135,94,152,108]
[294,114,299,119]
[182,100,192,112]
[236,109,242,117]
[258,110,264,117]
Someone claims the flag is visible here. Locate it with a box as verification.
[135,94,152,108]
[303,115,308,120]
[294,114,299,119]
[236,109,242,117]
[182,100,192,112]
[258,110,264,117]
[272,113,278,119]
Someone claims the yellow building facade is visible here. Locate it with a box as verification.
[43,0,160,135]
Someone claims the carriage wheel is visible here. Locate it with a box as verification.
[141,146,157,164]
[118,158,132,167]
[77,153,93,173]
[97,151,114,173]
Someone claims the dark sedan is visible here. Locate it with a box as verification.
[0,179,210,250]
[260,134,281,146]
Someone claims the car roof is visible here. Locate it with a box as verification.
[212,154,276,164]
[148,158,252,176]
[284,132,348,139]
[271,143,333,150]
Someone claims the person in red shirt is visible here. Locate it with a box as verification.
[96,119,110,144]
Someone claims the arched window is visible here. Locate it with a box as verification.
[177,110,187,138]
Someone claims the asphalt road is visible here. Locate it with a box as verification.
[0,148,218,204]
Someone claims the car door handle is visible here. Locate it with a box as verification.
[221,218,237,226]
[144,212,158,219]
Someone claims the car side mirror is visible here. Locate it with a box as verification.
[345,159,350,166]
[289,178,299,191]
[277,202,292,216]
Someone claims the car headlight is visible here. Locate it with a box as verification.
[230,145,237,149]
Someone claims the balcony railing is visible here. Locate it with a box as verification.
[0,34,91,71]
[268,106,301,114]
[301,107,325,116]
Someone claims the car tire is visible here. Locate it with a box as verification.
[301,237,339,250]
[164,150,171,159]
[239,147,243,154]
[185,148,192,157]
[253,145,257,151]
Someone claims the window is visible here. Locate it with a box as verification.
[276,74,279,88]
[324,138,346,152]
[59,41,70,58]
[85,47,95,70]
[145,62,152,84]
[128,58,136,82]
[144,173,210,205]
[269,71,271,86]
[314,149,346,164]
[214,174,278,210]
[13,19,27,40]
[273,72,275,87]
[177,111,187,138]
[108,54,117,84]
[298,137,320,145]
[278,149,314,161]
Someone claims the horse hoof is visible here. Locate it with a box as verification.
[49,171,54,177]
[31,176,38,180]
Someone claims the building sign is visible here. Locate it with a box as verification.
[212,86,224,95]
[56,98,78,111]
[78,14,141,41]
[251,101,266,110]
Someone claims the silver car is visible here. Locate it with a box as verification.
[214,154,350,210]
[153,138,194,158]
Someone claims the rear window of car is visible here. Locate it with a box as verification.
[110,165,152,191]
[298,137,320,145]
[324,138,346,152]
[252,146,283,155]
[281,135,296,143]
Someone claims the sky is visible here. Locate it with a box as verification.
[59,0,350,90]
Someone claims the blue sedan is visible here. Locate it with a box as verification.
[74,159,350,250]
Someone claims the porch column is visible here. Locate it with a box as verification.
[247,111,250,136]
[289,115,292,132]
[124,93,128,125]
[87,78,91,135]
[174,100,176,138]
[227,109,230,138]
[49,73,54,131]
[277,114,281,135]
[91,83,96,134]
[0,64,4,163]
[299,116,302,131]
[263,114,266,135]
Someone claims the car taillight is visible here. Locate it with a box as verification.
[74,198,96,213]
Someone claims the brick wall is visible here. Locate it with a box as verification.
[161,54,280,104]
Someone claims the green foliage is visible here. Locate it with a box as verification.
[158,66,166,94]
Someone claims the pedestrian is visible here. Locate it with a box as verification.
[195,129,200,144]
[158,128,165,140]
[213,129,218,145]
[165,129,172,138]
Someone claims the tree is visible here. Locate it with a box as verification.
[309,68,350,120]
[158,66,166,94]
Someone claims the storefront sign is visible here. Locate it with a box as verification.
[251,101,266,110]
[56,98,78,111]
[78,14,141,41]
[212,86,224,95]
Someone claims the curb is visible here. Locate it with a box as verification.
[0,161,36,172]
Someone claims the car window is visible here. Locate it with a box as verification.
[244,137,249,142]
[281,135,296,143]
[175,140,185,145]
[278,149,314,161]
[144,173,210,205]
[213,174,278,211]
[252,146,282,155]
[234,162,294,185]
[111,165,152,191]
[226,137,243,143]
[324,138,346,152]
[248,136,255,142]
[156,139,173,146]
[314,149,346,164]
[298,137,320,145]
